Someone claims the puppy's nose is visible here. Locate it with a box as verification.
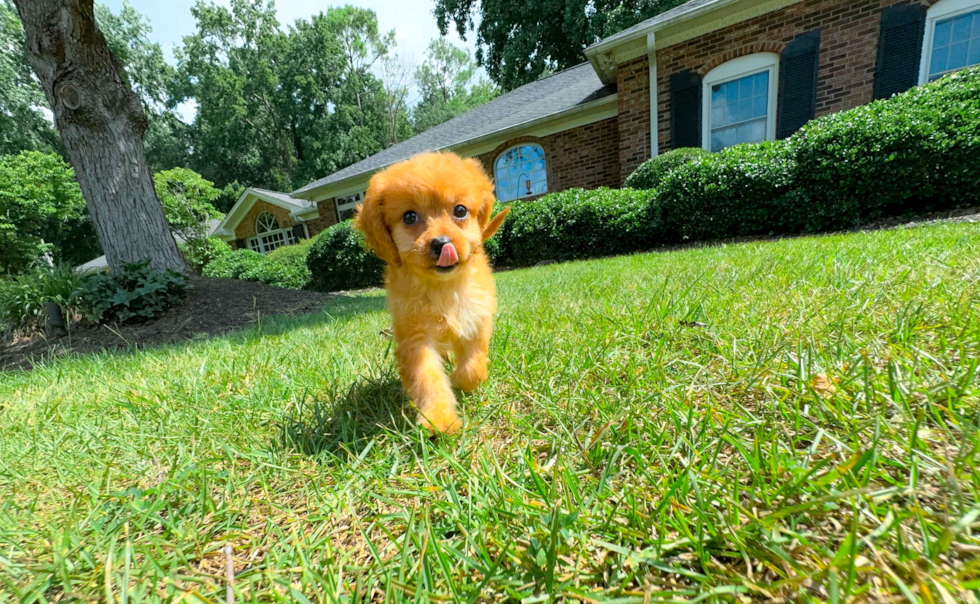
[430,236,452,257]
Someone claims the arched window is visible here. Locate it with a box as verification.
[247,210,298,253]
[920,0,980,84]
[494,144,547,202]
[702,53,779,152]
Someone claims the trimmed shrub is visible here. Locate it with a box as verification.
[78,261,189,324]
[491,188,658,267]
[624,147,709,190]
[181,237,233,273]
[201,249,265,281]
[787,67,980,231]
[306,221,385,292]
[261,239,314,289]
[654,142,798,243]
[0,264,83,333]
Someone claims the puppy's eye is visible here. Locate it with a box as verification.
[403,211,419,225]
[453,204,468,219]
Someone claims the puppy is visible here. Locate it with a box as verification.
[355,153,509,434]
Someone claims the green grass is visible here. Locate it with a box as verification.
[2,221,979,602]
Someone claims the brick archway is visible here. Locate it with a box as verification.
[697,41,787,76]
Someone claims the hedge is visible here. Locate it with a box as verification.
[202,239,313,289]
[294,67,980,292]
[623,147,709,190]
[306,221,385,292]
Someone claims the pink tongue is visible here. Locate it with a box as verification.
[437,243,459,267]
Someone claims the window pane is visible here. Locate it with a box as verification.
[949,41,970,69]
[709,69,770,151]
[930,10,980,79]
[494,144,548,201]
[952,14,972,42]
[930,45,949,76]
[934,19,952,47]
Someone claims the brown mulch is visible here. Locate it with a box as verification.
[1,277,336,371]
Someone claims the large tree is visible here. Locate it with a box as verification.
[13,0,185,272]
[412,38,498,134]
[435,0,688,91]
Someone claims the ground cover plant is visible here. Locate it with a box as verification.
[1,220,979,601]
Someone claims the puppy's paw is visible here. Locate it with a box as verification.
[417,407,462,435]
[450,362,488,392]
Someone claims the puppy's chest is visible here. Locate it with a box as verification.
[430,291,485,341]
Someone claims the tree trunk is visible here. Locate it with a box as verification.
[14,0,185,273]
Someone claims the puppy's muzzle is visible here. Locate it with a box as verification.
[430,236,459,271]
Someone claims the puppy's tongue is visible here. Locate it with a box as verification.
[436,243,459,267]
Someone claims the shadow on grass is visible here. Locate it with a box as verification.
[278,366,414,460]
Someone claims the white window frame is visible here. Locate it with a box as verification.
[701,53,780,152]
[494,144,548,202]
[919,0,980,84]
[246,211,299,254]
[335,192,365,222]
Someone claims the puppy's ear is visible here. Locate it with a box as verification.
[482,206,510,242]
[355,177,400,266]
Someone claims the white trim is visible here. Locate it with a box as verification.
[214,188,311,238]
[919,0,980,84]
[701,53,779,152]
[647,32,659,158]
[246,226,299,254]
[335,191,365,221]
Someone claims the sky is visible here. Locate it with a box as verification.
[102,0,482,120]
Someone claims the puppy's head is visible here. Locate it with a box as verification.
[355,152,509,278]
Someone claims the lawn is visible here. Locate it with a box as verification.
[2,221,979,603]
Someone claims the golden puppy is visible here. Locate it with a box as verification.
[355,153,509,434]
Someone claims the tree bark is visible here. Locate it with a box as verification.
[14,0,185,273]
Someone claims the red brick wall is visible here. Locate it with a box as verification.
[305,198,339,237]
[646,0,937,154]
[617,56,652,182]
[474,116,621,198]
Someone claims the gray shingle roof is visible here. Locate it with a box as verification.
[292,63,615,196]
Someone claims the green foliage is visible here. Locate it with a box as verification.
[77,260,189,324]
[152,168,222,242]
[306,221,385,292]
[0,264,83,333]
[435,0,686,90]
[654,142,798,243]
[787,67,980,231]
[201,240,314,289]
[180,237,232,274]
[490,188,658,267]
[624,147,709,190]
[0,151,101,273]
[412,38,499,133]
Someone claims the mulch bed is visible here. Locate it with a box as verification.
[1,277,336,371]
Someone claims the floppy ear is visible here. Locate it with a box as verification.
[355,177,400,266]
[482,206,510,242]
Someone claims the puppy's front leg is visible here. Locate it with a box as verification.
[451,317,491,392]
[396,335,460,434]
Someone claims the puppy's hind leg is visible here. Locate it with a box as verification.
[450,317,491,392]
[396,336,461,434]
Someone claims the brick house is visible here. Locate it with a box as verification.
[215,0,980,253]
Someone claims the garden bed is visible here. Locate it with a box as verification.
[0,276,334,370]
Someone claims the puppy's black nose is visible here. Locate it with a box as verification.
[430,236,452,256]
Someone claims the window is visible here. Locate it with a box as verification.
[335,192,364,222]
[246,211,298,254]
[702,54,779,152]
[494,144,547,202]
[921,0,980,83]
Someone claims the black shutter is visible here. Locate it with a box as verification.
[874,3,926,100]
[778,29,821,139]
[291,224,306,240]
[670,70,702,149]
[235,238,246,250]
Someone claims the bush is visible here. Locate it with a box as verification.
[787,67,980,231]
[201,240,314,289]
[491,188,658,267]
[78,260,189,324]
[0,264,83,333]
[624,147,709,190]
[181,237,233,273]
[654,142,798,243]
[306,221,385,292]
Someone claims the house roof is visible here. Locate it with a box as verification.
[585,0,733,54]
[213,187,317,240]
[292,63,615,196]
[251,187,315,209]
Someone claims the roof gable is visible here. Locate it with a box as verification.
[214,188,314,238]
